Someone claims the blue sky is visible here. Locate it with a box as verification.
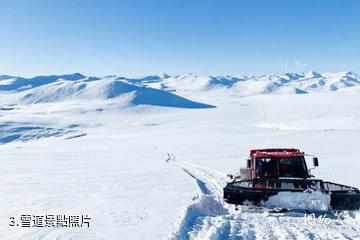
[0,0,359,77]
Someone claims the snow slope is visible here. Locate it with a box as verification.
[0,72,360,239]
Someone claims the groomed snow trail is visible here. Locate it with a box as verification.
[170,160,360,240]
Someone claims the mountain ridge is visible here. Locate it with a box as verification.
[0,71,359,103]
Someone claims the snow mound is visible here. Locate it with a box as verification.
[174,194,228,239]
[264,190,331,211]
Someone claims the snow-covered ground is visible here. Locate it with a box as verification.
[0,72,360,239]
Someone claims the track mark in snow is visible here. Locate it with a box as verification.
[170,160,228,239]
[182,168,211,195]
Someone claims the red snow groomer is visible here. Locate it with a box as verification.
[223,148,360,210]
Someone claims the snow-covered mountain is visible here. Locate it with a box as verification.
[0,71,359,106]
[0,74,214,108]
[126,71,360,96]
